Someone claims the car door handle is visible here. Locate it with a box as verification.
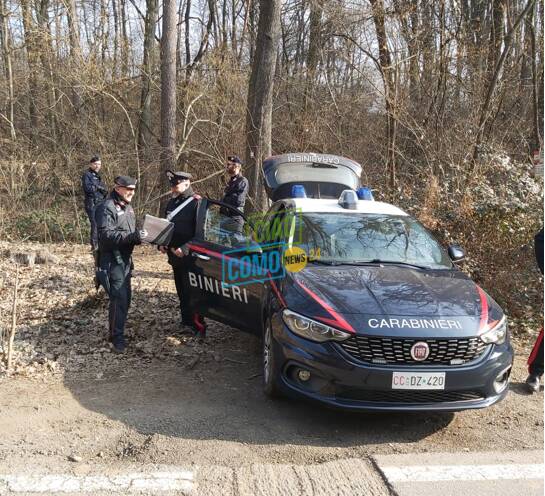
[192,252,210,261]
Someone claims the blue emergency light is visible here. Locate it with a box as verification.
[357,187,374,201]
[291,185,307,198]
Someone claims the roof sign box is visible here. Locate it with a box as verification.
[262,153,362,201]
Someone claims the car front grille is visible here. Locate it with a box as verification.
[338,335,489,365]
[337,389,484,404]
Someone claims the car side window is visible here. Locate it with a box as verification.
[203,202,254,249]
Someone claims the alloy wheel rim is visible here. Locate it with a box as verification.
[263,323,271,383]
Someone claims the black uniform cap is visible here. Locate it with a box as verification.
[114,175,137,189]
[166,170,192,185]
[227,155,243,166]
[90,155,101,164]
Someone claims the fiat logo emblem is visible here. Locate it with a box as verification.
[411,342,430,361]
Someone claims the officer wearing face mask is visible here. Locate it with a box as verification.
[159,170,206,337]
[95,176,145,353]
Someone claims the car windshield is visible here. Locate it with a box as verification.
[292,213,452,269]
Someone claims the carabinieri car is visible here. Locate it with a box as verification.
[183,153,513,412]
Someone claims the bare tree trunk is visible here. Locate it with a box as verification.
[6,265,18,372]
[527,3,541,148]
[369,0,397,197]
[120,0,130,75]
[0,0,15,140]
[245,0,281,213]
[304,0,323,109]
[66,0,81,57]
[20,0,40,142]
[139,0,158,153]
[112,0,120,76]
[160,0,178,181]
[472,0,536,161]
[36,0,58,142]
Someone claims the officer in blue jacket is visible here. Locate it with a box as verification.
[82,156,107,251]
[95,176,143,353]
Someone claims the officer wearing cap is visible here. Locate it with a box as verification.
[82,155,108,251]
[95,175,144,353]
[221,155,248,214]
[159,170,206,337]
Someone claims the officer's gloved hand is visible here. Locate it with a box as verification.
[129,230,143,245]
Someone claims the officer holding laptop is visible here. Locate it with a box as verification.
[95,175,144,353]
[159,170,206,337]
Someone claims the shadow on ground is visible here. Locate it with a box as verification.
[51,290,455,450]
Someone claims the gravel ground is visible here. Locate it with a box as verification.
[0,243,542,473]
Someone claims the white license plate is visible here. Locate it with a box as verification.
[392,372,445,390]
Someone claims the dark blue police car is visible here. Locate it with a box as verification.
[184,153,513,412]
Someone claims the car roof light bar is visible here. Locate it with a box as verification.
[357,187,374,201]
[291,184,307,198]
[338,190,358,209]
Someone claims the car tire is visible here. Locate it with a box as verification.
[263,316,281,398]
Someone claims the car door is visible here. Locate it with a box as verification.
[185,199,266,334]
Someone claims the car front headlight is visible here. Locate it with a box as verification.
[481,316,507,344]
[282,309,352,343]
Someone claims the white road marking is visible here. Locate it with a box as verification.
[0,470,195,493]
[381,463,544,483]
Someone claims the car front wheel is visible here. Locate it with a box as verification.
[262,317,280,398]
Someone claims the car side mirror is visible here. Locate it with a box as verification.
[448,244,465,263]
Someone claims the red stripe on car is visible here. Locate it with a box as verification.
[296,280,355,334]
[476,285,489,332]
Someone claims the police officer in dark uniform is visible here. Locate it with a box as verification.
[82,156,108,251]
[220,155,249,232]
[95,176,143,353]
[159,170,206,337]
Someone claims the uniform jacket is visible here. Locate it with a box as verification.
[163,188,199,266]
[221,174,248,212]
[82,169,107,208]
[95,191,140,259]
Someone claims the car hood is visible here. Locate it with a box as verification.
[285,265,503,337]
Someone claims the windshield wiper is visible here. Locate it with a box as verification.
[310,258,437,270]
[309,259,342,266]
[363,259,432,270]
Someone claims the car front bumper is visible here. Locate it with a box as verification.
[271,313,514,412]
